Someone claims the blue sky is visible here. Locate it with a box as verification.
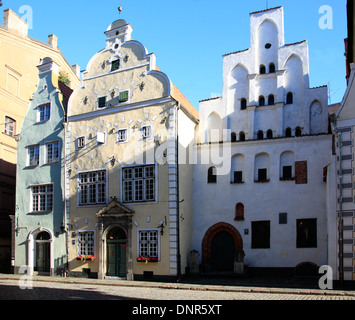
[2,0,348,109]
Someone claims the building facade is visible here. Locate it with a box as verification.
[14,57,72,275]
[0,8,79,273]
[66,18,198,280]
[193,7,332,274]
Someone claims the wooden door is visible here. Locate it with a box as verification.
[107,241,126,277]
[211,231,235,271]
[36,242,50,272]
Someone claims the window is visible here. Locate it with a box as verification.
[285,127,292,137]
[297,219,317,248]
[231,132,237,142]
[77,136,86,149]
[286,92,293,104]
[31,184,53,212]
[98,96,107,109]
[295,127,302,137]
[38,104,50,122]
[119,90,129,103]
[117,128,128,143]
[239,132,246,141]
[265,43,272,49]
[122,165,155,202]
[240,98,247,110]
[78,170,106,205]
[233,171,243,183]
[4,116,16,136]
[258,168,268,181]
[111,59,120,72]
[269,63,276,73]
[279,213,288,224]
[268,94,275,105]
[266,129,273,139]
[46,141,59,164]
[235,203,244,221]
[260,65,266,74]
[282,166,293,179]
[252,221,270,249]
[257,130,264,140]
[78,231,95,256]
[259,96,265,106]
[141,125,152,139]
[28,145,40,166]
[138,230,158,258]
[207,166,217,183]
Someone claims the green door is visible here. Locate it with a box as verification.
[211,231,235,271]
[107,241,126,277]
[36,242,50,273]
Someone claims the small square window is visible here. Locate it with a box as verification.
[111,59,120,72]
[4,116,16,136]
[119,90,129,103]
[117,129,128,142]
[279,213,287,224]
[77,136,86,149]
[282,166,292,179]
[142,125,151,139]
[98,96,107,109]
[258,168,267,181]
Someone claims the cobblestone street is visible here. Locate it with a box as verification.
[0,275,355,301]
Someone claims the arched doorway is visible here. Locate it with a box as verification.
[35,231,50,274]
[106,227,127,277]
[202,222,243,272]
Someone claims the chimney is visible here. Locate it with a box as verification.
[3,9,28,38]
[71,64,81,78]
[48,34,58,50]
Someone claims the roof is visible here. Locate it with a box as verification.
[171,83,199,121]
[250,6,283,15]
[58,81,73,113]
[199,96,222,103]
[223,48,249,57]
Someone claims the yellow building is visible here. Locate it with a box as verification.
[0,8,80,272]
[66,18,198,280]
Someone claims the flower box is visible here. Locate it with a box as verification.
[76,255,95,262]
[137,256,158,263]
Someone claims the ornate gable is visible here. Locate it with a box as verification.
[96,199,134,218]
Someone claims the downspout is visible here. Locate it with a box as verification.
[176,102,182,282]
[333,125,344,287]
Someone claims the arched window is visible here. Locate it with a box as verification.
[285,127,292,137]
[239,131,246,141]
[231,132,237,142]
[268,94,275,105]
[36,231,50,240]
[235,203,245,221]
[280,151,295,180]
[240,98,247,110]
[254,153,270,182]
[295,127,302,137]
[207,167,217,183]
[269,63,276,73]
[259,96,265,107]
[260,65,266,74]
[286,92,293,104]
[267,129,273,139]
[257,130,264,140]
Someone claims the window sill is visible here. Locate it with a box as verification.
[230,181,245,184]
[234,217,245,221]
[280,177,295,181]
[254,179,270,183]
[29,211,52,214]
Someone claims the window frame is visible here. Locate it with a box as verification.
[77,230,96,257]
[77,169,107,206]
[4,116,16,136]
[117,128,129,143]
[76,136,86,150]
[97,95,108,109]
[30,183,53,213]
[111,59,120,72]
[118,90,130,104]
[207,166,217,184]
[37,103,51,122]
[27,144,40,167]
[141,124,153,140]
[45,141,60,164]
[137,228,160,260]
[121,164,157,203]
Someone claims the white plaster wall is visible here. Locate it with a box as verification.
[192,136,332,268]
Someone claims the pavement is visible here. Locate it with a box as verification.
[1,272,355,298]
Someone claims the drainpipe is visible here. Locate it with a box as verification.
[334,126,344,287]
[176,102,182,282]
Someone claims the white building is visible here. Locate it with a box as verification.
[192,6,332,274]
